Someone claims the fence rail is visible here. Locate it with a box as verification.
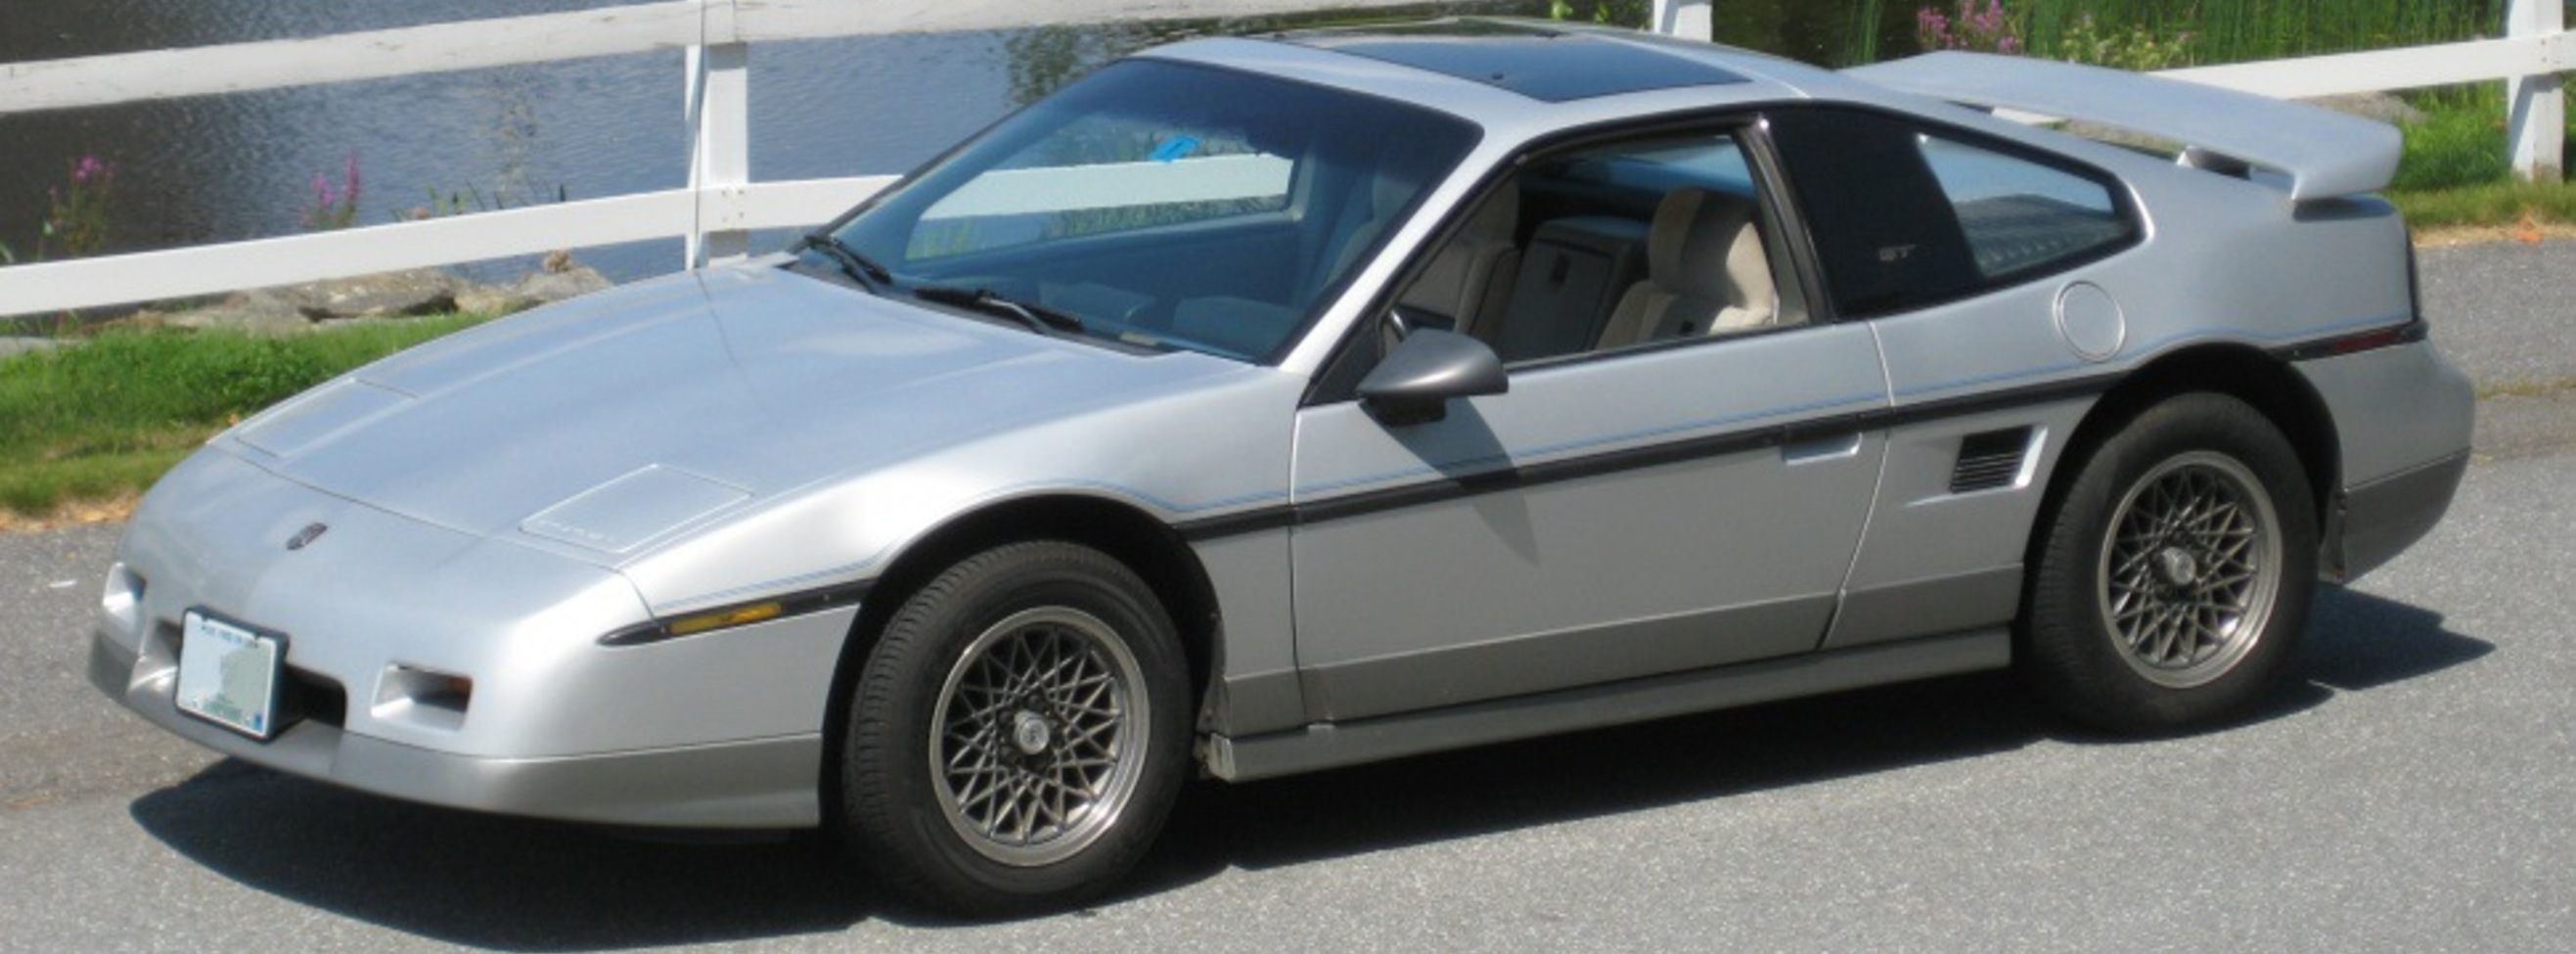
[0,0,2566,319]
[0,0,1428,114]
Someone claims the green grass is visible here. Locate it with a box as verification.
[2391,180,2576,229]
[2381,85,2576,228]
[2394,107,2514,193]
[0,314,491,518]
[2393,88,2517,192]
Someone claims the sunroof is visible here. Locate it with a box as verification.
[1286,23,1745,103]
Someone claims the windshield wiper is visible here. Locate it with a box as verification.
[912,285,1085,338]
[795,231,890,291]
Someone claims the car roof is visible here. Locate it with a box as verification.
[1142,19,1858,132]
[1276,19,1753,102]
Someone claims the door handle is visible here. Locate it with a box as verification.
[1782,432,1863,464]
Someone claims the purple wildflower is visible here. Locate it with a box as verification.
[302,152,365,231]
[71,156,110,187]
[1916,0,2022,56]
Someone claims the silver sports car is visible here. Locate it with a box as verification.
[92,20,2472,914]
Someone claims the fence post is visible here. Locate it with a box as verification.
[1651,0,1712,41]
[2506,0,2565,183]
[685,0,752,268]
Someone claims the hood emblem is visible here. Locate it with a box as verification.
[286,522,330,551]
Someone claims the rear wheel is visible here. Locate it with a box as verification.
[2023,392,2317,734]
[840,541,1189,916]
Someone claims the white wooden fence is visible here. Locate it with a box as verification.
[0,0,2566,319]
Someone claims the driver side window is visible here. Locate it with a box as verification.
[1391,128,1809,367]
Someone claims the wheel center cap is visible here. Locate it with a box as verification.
[2153,547,2199,587]
[1011,711,1052,755]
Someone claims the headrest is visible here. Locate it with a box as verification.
[1647,188,1769,309]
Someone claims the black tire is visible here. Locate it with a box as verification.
[2022,392,2318,735]
[840,541,1190,916]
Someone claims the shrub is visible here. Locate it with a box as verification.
[1917,0,2023,54]
[2054,13,2196,69]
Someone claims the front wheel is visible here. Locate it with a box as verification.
[840,541,1190,916]
[2022,392,2318,734]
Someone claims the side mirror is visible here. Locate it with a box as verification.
[1356,329,1507,426]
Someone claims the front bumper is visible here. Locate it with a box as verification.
[90,447,851,829]
[90,628,821,827]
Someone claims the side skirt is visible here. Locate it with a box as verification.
[1201,628,2010,782]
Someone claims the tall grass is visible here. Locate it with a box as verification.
[2014,0,2499,66]
[1745,0,2503,67]
[1850,0,1888,64]
[2394,87,2515,192]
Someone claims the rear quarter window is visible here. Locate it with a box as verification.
[1917,134,2135,282]
[1768,108,2136,318]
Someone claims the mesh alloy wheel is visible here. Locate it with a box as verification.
[2096,451,2285,689]
[2021,392,2318,735]
[928,606,1152,867]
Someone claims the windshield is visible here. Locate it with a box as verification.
[830,59,1481,362]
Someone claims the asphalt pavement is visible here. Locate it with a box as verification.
[0,240,2569,952]
[2418,238,2576,461]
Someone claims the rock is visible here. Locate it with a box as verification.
[513,264,610,305]
[154,268,492,327]
[272,268,467,321]
[452,285,533,316]
[2301,92,2427,126]
[160,290,309,334]
[41,265,615,334]
[453,264,609,316]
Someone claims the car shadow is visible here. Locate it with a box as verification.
[129,765,878,948]
[1124,585,2489,893]
[2299,581,2492,693]
[129,586,2484,945]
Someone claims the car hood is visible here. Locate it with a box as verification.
[225,264,1247,556]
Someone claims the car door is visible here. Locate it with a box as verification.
[1757,106,2147,652]
[1284,124,1893,724]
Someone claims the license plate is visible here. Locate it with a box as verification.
[175,611,286,741]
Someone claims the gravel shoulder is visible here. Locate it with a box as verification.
[2418,238,2576,461]
[2418,238,2576,392]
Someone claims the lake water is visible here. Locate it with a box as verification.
[1,1,1593,286]
[3,1,1083,284]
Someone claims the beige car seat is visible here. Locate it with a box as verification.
[1594,187,1776,350]
[1396,188,1521,339]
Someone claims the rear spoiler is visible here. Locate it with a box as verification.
[1844,52,2401,202]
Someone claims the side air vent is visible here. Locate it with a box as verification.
[1950,427,2035,493]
